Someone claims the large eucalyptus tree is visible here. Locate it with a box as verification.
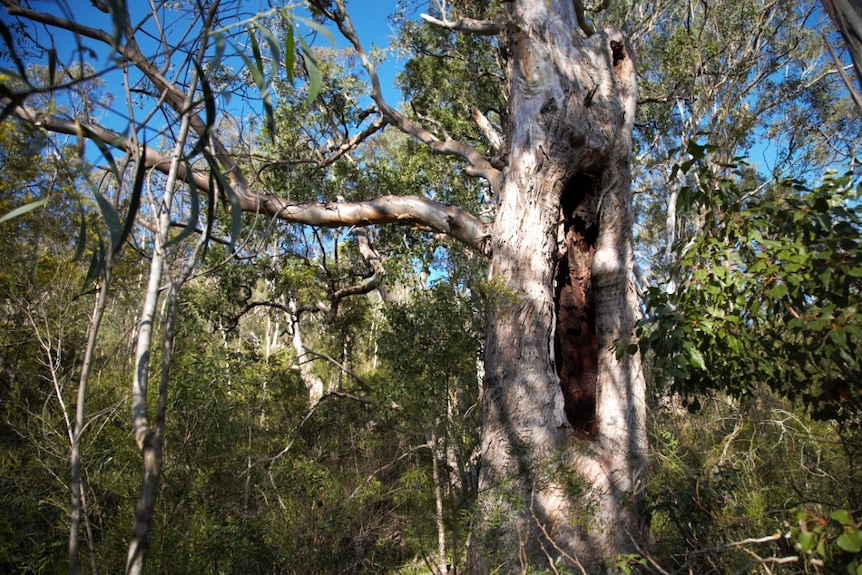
[0,0,646,572]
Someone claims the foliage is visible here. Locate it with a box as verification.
[647,392,862,573]
[393,0,506,148]
[793,508,862,574]
[641,163,862,419]
[1,1,862,574]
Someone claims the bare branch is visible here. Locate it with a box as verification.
[471,107,503,152]
[318,114,387,169]
[824,33,862,113]
[248,194,491,256]
[821,0,862,88]
[6,101,210,189]
[316,0,502,192]
[419,13,505,36]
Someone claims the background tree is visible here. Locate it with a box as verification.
[1,0,860,574]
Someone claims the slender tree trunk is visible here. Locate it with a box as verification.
[70,266,111,575]
[431,427,449,575]
[470,2,646,573]
[126,74,200,575]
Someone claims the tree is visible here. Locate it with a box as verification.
[0,0,647,571]
[821,0,862,110]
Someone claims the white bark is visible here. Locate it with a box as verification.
[289,299,325,406]
[2,2,648,571]
[431,427,449,575]
[471,2,646,572]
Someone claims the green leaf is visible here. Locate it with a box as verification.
[47,48,57,86]
[829,328,848,348]
[831,509,856,526]
[113,147,146,256]
[298,35,322,106]
[294,15,336,46]
[190,60,216,156]
[256,24,281,83]
[767,283,788,299]
[837,530,862,553]
[796,531,817,553]
[202,150,241,251]
[83,234,106,288]
[237,31,274,138]
[88,132,123,186]
[284,22,295,82]
[686,139,707,160]
[0,198,48,224]
[683,340,706,371]
[90,184,124,253]
[164,163,200,248]
[0,20,28,80]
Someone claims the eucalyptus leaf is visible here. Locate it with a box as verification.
[0,198,48,224]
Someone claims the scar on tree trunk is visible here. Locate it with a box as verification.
[554,173,599,440]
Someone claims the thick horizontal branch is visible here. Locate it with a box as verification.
[247,194,491,256]
[8,102,492,256]
[420,13,505,36]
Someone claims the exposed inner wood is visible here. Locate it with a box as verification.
[554,174,599,440]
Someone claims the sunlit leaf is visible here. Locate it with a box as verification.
[682,340,706,371]
[298,35,322,106]
[294,15,336,46]
[837,530,862,553]
[830,509,855,526]
[796,531,817,553]
[0,198,48,224]
[767,283,788,299]
[284,21,296,82]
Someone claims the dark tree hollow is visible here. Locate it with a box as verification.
[554,173,599,440]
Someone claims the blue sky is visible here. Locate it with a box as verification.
[0,0,411,151]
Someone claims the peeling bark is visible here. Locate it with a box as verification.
[470,2,646,573]
[1,1,648,571]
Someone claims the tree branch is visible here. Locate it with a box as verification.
[248,194,491,256]
[5,100,211,188]
[314,0,502,192]
[419,13,505,36]
[3,1,493,256]
[471,107,504,153]
[7,102,492,255]
[821,0,862,88]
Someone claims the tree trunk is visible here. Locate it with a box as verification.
[470,2,646,573]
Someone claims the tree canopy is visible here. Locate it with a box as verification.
[0,0,860,574]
